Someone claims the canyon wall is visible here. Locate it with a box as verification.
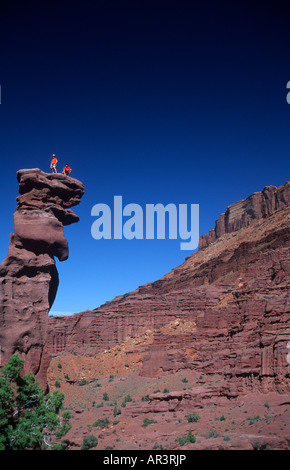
[47,182,290,394]
[199,182,290,249]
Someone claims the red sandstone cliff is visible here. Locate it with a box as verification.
[47,181,290,395]
[0,169,84,387]
[199,181,290,249]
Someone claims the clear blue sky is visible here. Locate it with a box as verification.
[0,0,289,315]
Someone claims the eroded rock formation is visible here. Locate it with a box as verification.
[0,169,84,387]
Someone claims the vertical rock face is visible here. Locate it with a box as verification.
[0,169,84,387]
[199,182,290,249]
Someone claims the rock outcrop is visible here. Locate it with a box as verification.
[47,182,290,395]
[0,169,84,387]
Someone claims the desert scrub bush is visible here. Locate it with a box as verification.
[143,418,157,427]
[121,395,133,407]
[186,430,196,444]
[153,443,164,449]
[204,429,220,439]
[252,441,262,450]
[187,412,200,423]
[248,415,261,425]
[92,418,110,428]
[113,406,121,417]
[52,439,70,450]
[141,395,150,402]
[81,435,98,450]
[175,430,196,446]
[103,392,109,401]
[79,379,89,386]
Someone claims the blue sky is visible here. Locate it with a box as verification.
[0,0,289,315]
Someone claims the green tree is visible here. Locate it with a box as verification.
[0,353,71,450]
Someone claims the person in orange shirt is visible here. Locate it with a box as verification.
[50,154,58,173]
[62,163,72,176]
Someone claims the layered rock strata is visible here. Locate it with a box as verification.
[0,169,84,387]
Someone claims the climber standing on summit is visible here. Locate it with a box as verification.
[50,154,58,173]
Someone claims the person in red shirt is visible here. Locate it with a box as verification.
[62,163,72,176]
[50,154,58,173]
